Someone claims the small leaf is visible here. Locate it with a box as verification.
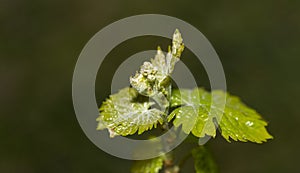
[171,29,185,59]
[192,146,218,173]
[168,88,216,138]
[130,29,184,97]
[131,156,164,173]
[218,94,273,143]
[169,88,273,143]
[97,87,164,136]
[130,61,158,97]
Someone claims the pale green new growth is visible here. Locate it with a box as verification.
[97,87,164,137]
[97,29,185,137]
[96,29,273,173]
[131,156,165,173]
[129,29,184,98]
[168,88,217,138]
[169,88,273,143]
[218,93,273,143]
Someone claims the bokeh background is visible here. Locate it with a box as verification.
[1,0,300,172]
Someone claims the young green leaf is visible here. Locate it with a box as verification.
[97,87,164,136]
[168,88,217,138]
[169,88,273,143]
[192,146,218,173]
[218,94,273,143]
[131,156,164,173]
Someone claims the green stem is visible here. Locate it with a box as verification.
[151,81,177,172]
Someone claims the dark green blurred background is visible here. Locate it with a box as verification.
[1,0,299,172]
